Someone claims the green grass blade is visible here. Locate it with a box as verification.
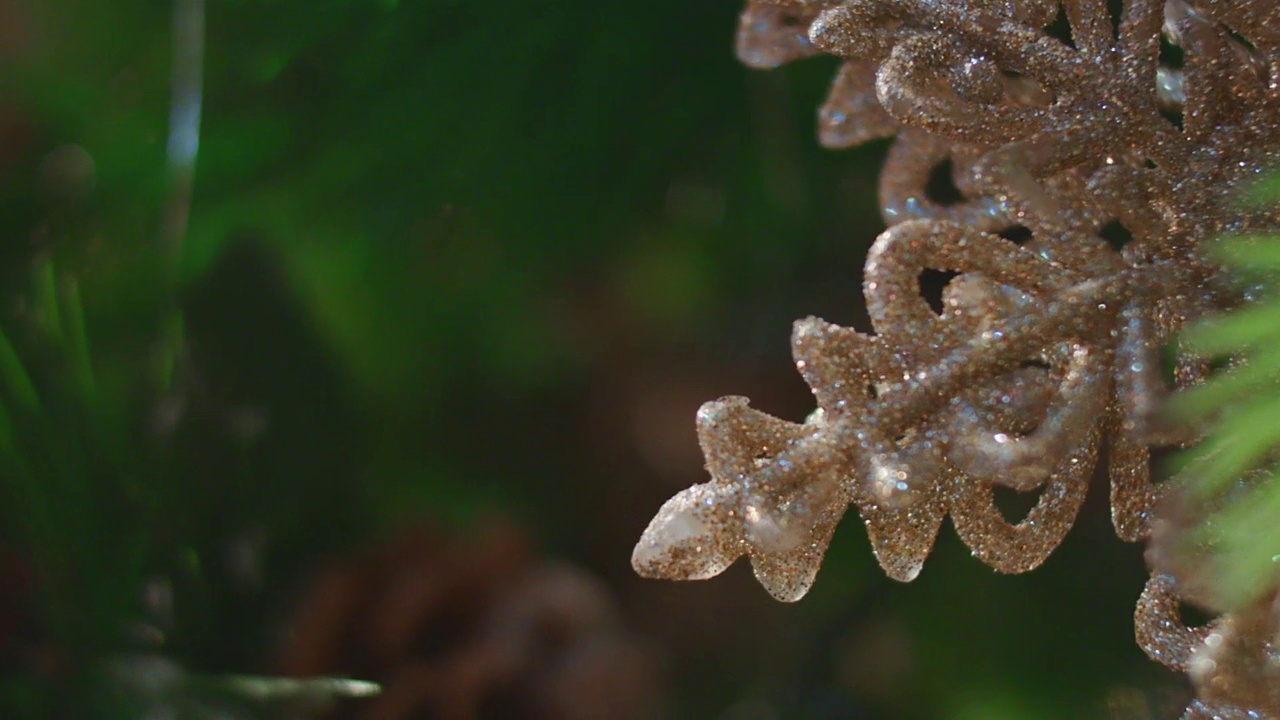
[0,326,41,416]
[61,277,97,403]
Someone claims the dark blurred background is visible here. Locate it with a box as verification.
[0,1,1193,718]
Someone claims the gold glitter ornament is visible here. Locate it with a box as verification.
[1137,577,1280,719]
[1136,574,1214,673]
[735,1,823,70]
[636,0,1280,712]
[634,216,1194,596]
[638,0,1278,584]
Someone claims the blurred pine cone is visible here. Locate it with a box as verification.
[274,518,664,720]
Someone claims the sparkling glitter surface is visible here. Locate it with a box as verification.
[635,1,1280,713]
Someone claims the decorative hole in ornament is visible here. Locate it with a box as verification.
[924,158,965,206]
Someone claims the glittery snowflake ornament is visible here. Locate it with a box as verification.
[635,0,1280,715]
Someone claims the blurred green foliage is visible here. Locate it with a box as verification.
[0,0,1257,718]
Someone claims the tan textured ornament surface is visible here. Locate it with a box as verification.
[634,0,1280,715]
[636,0,1279,592]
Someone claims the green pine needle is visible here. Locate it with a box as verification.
[1164,188,1280,611]
[60,277,97,404]
[0,327,42,416]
